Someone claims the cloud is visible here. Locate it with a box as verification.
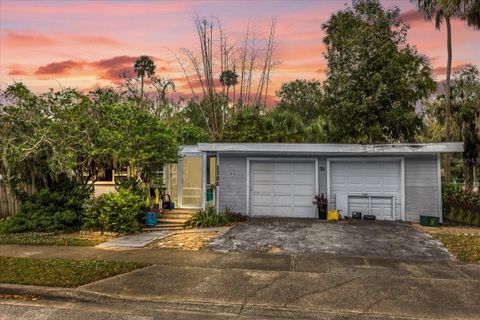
[68,35,124,47]
[433,63,469,76]
[91,56,137,69]
[35,60,85,76]
[401,9,425,26]
[8,65,30,76]
[2,30,124,48]
[32,55,173,83]
[3,31,57,47]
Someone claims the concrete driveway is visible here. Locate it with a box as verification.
[207,219,453,260]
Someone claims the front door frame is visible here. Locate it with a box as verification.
[169,152,206,210]
[326,157,405,221]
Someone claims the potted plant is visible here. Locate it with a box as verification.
[145,191,158,227]
[313,193,328,220]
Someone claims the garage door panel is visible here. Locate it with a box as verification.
[331,160,401,221]
[251,194,272,203]
[250,161,315,217]
[293,195,314,205]
[293,172,313,182]
[383,176,399,186]
[348,176,363,185]
[273,196,294,206]
[332,176,346,184]
[254,163,274,171]
[294,206,316,217]
[252,174,273,183]
[365,176,382,185]
[293,184,314,194]
[274,172,291,183]
[254,205,275,216]
[252,183,273,193]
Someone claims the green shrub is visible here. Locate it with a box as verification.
[187,206,244,228]
[0,184,90,233]
[443,184,480,226]
[224,207,248,223]
[83,188,144,234]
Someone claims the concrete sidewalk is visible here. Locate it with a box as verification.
[95,231,172,249]
[1,244,479,279]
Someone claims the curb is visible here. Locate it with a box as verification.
[0,283,426,320]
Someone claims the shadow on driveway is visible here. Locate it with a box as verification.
[206,218,454,261]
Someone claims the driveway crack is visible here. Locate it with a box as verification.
[363,289,391,313]
[236,272,289,317]
[283,276,359,308]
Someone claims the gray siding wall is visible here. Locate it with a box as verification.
[404,154,440,221]
[218,155,248,213]
[217,153,440,221]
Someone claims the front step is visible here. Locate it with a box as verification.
[142,208,196,232]
[142,225,185,232]
[162,208,198,214]
[157,218,190,224]
[159,213,193,219]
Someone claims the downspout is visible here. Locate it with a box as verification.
[216,152,220,214]
[437,153,443,224]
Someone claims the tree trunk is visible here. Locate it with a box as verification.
[140,75,144,102]
[444,17,453,183]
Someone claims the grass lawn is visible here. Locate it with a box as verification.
[432,233,480,263]
[0,233,104,246]
[0,256,147,287]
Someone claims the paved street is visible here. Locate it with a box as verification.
[1,244,479,319]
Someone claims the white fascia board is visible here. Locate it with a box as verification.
[197,143,463,154]
[179,145,201,154]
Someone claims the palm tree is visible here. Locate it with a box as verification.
[219,70,238,101]
[414,0,480,182]
[134,56,156,101]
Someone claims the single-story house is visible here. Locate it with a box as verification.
[164,143,463,222]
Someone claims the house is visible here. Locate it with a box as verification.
[164,143,463,222]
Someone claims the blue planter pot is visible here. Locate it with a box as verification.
[145,212,158,227]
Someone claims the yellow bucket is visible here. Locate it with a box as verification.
[327,210,340,221]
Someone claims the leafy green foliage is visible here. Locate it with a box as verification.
[276,79,323,124]
[222,107,268,142]
[421,64,480,187]
[443,184,480,226]
[0,181,91,233]
[322,0,436,143]
[223,107,331,143]
[0,257,147,287]
[96,102,178,183]
[223,207,248,222]
[263,110,306,143]
[0,233,102,246]
[83,188,145,234]
[187,207,232,227]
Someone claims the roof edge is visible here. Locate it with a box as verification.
[196,142,464,154]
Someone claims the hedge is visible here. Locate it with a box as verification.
[443,184,480,226]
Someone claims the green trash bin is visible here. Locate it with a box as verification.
[206,189,214,202]
[420,215,440,227]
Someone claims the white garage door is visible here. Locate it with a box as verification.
[330,160,401,220]
[249,161,316,218]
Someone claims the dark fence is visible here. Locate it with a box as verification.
[0,184,19,218]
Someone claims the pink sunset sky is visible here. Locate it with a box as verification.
[1,0,479,102]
